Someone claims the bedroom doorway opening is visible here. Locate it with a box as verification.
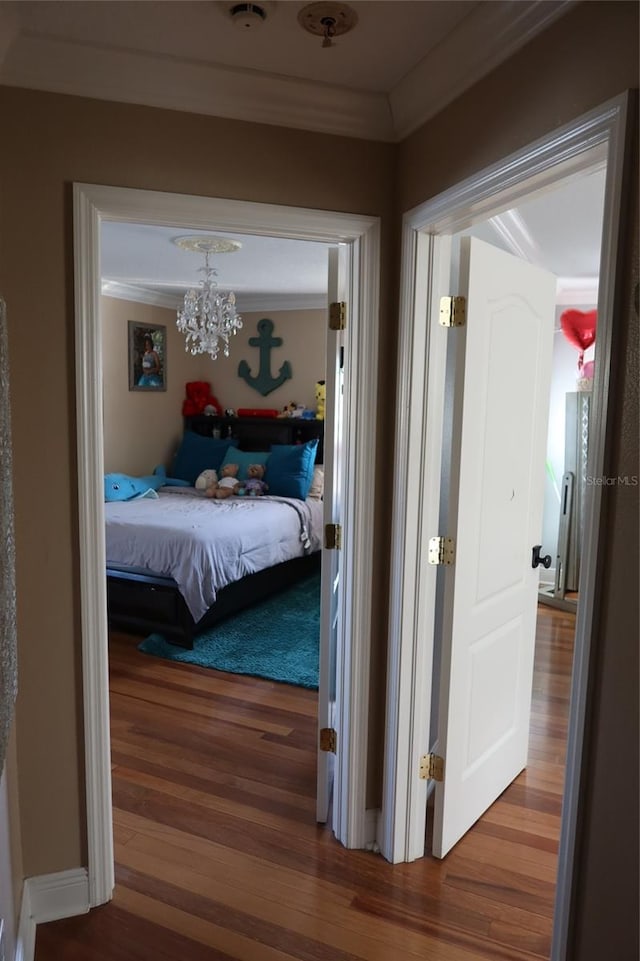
[101,227,343,828]
[74,185,381,908]
[381,92,630,957]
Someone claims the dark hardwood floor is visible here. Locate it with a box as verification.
[35,603,575,961]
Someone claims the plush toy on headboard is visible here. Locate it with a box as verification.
[182,381,222,417]
[315,380,326,420]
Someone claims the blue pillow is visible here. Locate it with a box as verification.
[266,440,318,499]
[170,431,233,485]
[220,446,271,482]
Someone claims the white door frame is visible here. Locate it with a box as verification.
[73,184,380,907]
[381,91,630,958]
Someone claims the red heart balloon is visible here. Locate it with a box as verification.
[560,309,597,352]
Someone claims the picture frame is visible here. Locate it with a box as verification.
[128,321,167,391]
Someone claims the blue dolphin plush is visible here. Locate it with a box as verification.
[104,472,164,502]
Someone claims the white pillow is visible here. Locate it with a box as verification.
[308,465,324,499]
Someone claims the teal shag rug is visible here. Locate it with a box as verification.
[138,573,320,689]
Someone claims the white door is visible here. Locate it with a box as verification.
[432,237,556,857]
[316,246,347,823]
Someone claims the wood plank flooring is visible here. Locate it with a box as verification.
[35,603,575,961]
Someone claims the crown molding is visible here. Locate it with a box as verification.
[1,33,394,142]
[488,209,543,263]
[555,276,598,306]
[0,2,575,143]
[389,0,576,140]
[102,281,326,313]
[237,293,327,312]
[101,281,179,310]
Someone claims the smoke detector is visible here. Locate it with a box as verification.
[298,2,358,48]
[228,2,269,30]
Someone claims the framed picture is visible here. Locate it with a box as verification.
[128,322,166,391]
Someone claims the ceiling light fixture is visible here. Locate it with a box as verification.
[174,236,243,360]
[297,1,358,48]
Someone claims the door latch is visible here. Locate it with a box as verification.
[532,545,552,569]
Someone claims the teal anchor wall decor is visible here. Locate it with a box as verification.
[238,318,292,396]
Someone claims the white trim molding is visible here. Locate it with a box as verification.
[101,280,327,314]
[1,3,573,143]
[381,92,631,961]
[16,869,89,961]
[74,184,380,905]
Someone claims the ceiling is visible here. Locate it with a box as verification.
[0,0,574,141]
[101,166,606,312]
[0,0,600,308]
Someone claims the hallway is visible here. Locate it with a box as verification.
[35,602,574,960]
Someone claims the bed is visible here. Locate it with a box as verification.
[106,415,324,649]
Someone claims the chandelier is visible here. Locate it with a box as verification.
[174,236,243,359]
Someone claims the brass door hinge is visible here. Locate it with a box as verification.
[439,295,466,327]
[428,536,455,565]
[419,753,444,781]
[325,523,342,550]
[329,301,347,331]
[320,727,337,753]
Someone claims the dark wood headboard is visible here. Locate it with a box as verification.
[185,415,324,464]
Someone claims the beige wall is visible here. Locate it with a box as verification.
[0,5,637,950]
[0,86,394,877]
[398,1,639,211]
[101,297,212,475]
[102,300,327,474]
[204,309,326,414]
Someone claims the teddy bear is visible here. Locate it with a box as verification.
[213,463,240,498]
[242,464,269,497]
[195,468,218,497]
[315,380,326,420]
[181,381,222,417]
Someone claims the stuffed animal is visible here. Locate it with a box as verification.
[195,468,218,496]
[242,464,268,497]
[278,402,298,418]
[315,380,326,420]
[104,472,163,502]
[213,463,240,498]
[181,381,222,417]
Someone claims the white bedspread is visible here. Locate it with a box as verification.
[105,489,323,622]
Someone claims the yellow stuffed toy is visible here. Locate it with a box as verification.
[315,380,326,420]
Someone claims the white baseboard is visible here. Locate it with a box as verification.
[538,568,557,588]
[14,868,89,961]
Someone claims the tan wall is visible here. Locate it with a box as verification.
[0,85,394,877]
[398,1,639,211]
[101,297,212,475]
[204,309,326,414]
[102,300,326,474]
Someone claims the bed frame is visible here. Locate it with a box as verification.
[106,414,324,649]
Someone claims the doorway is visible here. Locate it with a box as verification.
[73,184,381,907]
[381,92,631,959]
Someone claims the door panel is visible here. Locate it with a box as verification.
[432,237,556,858]
[316,246,346,824]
